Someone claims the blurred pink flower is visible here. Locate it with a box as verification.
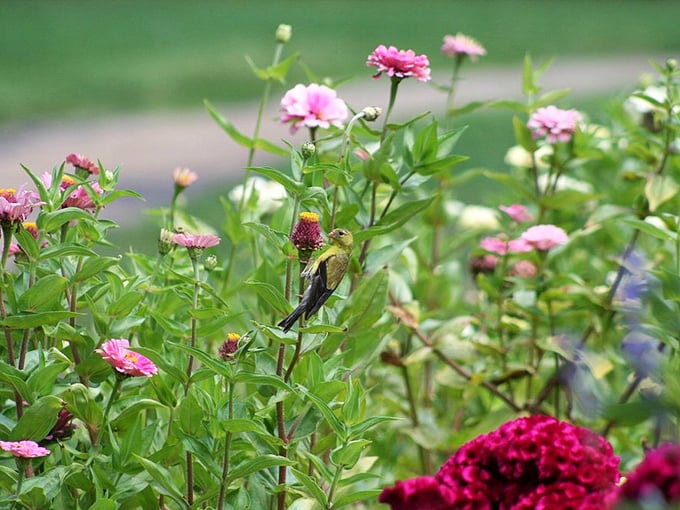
[0,440,50,458]
[441,33,486,60]
[469,254,499,276]
[280,83,348,134]
[173,167,198,188]
[527,105,583,144]
[366,45,431,82]
[66,153,99,175]
[499,204,533,223]
[520,224,568,250]
[173,233,221,249]
[480,236,533,255]
[0,186,41,225]
[96,339,158,377]
[511,260,538,278]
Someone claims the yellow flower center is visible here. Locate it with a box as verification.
[124,352,139,364]
[226,333,240,342]
[299,212,319,222]
[0,188,16,198]
[61,176,77,187]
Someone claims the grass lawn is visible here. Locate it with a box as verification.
[1,0,679,124]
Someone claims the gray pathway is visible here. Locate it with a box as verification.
[1,54,675,224]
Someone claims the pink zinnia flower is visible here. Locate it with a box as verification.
[0,440,50,458]
[441,33,486,61]
[66,153,99,175]
[366,44,431,82]
[280,83,348,134]
[96,339,158,377]
[41,173,102,211]
[511,260,538,278]
[617,443,680,505]
[499,204,533,223]
[173,233,221,249]
[0,186,41,225]
[527,105,583,144]
[480,236,533,255]
[520,224,568,251]
[173,167,198,188]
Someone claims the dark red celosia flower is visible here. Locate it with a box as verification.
[218,333,240,361]
[378,476,457,510]
[617,443,680,505]
[290,212,324,252]
[379,415,620,510]
[44,408,77,442]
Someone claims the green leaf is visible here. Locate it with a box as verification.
[265,52,299,82]
[106,291,144,318]
[10,395,63,441]
[621,217,675,242]
[177,386,206,437]
[0,311,81,328]
[37,207,95,232]
[18,275,68,312]
[134,455,187,506]
[645,174,680,212]
[334,489,382,508]
[73,256,120,282]
[245,280,291,314]
[39,243,98,260]
[248,165,303,195]
[168,342,233,380]
[204,100,288,157]
[415,154,469,176]
[234,373,295,393]
[88,499,116,510]
[228,455,294,483]
[296,385,345,437]
[291,468,328,506]
[513,115,536,152]
[353,197,435,242]
[0,361,30,402]
[61,383,103,431]
[330,439,371,468]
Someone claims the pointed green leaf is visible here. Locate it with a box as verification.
[37,207,95,232]
[10,395,63,441]
[0,311,81,328]
[18,275,68,312]
[645,174,679,212]
[290,468,328,506]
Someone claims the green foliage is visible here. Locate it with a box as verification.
[2,25,680,510]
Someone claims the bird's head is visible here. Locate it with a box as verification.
[328,228,353,250]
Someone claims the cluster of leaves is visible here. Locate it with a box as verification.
[1,25,680,510]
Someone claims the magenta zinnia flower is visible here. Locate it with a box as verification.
[66,153,99,175]
[366,45,431,82]
[173,233,221,249]
[441,33,486,61]
[480,235,533,255]
[380,415,619,510]
[96,339,158,377]
[617,443,680,505]
[520,224,568,251]
[0,440,50,458]
[280,83,348,134]
[527,105,583,144]
[0,186,41,225]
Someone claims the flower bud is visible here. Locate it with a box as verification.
[204,254,218,272]
[275,24,292,44]
[218,333,241,361]
[301,142,316,160]
[362,106,382,122]
[158,228,175,256]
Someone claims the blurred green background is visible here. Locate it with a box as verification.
[1,0,679,125]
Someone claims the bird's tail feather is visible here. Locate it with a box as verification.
[278,304,305,333]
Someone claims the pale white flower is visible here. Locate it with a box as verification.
[504,144,553,169]
[624,85,667,117]
[537,174,593,194]
[229,177,287,215]
[458,204,499,230]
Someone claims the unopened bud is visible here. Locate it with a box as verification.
[158,228,175,255]
[362,106,382,122]
[275,24,292,44]
[301,142,316,160]
[204,254,218,272]
[667,58,677,71]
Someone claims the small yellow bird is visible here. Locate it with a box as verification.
[278,228,354,333]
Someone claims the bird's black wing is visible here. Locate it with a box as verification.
[304,258,336,319]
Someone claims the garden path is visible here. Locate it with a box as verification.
[1,53,676,224]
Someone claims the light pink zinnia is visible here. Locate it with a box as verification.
[480,236,533,255]
[0,440,50,458]
[173,232,221,249]
[173,167,198,188]
[520,224,568,251]
[499,204,533,223]
[0,186,41,225]
[441,33,486,61]
[366,44,431,82]
[41,173,102,211]
[96,339,158,377]
[66,153,99,175]
[527,106,583,144]
[280,83,348,134]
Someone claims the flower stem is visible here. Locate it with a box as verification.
[380,78,401,142]
[217,379,235,510]
[186,258,201,380]
[445,56,463,129]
